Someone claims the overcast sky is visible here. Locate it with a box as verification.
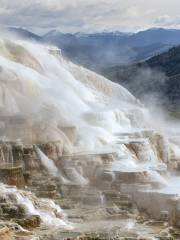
[0,0,180,34]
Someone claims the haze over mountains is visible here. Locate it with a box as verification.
[4,27,180,71]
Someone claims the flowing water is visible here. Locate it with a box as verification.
[0,183,72,229]
[35,146,59,177]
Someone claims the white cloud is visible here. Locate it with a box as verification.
[125,6,140,18]
[0,0,180,33]
[155,15,180,28]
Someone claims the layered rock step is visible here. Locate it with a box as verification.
[0,227,13,240]
[0,136,179,239]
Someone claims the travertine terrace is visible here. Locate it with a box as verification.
[0,38,179,239]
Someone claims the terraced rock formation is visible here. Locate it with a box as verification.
[0,38,179,239]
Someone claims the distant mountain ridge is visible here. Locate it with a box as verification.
[2,27,42,41]
[125,28,180,46]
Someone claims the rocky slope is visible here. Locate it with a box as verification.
[102,45,180,111]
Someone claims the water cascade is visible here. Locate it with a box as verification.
[35,146,58,177]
